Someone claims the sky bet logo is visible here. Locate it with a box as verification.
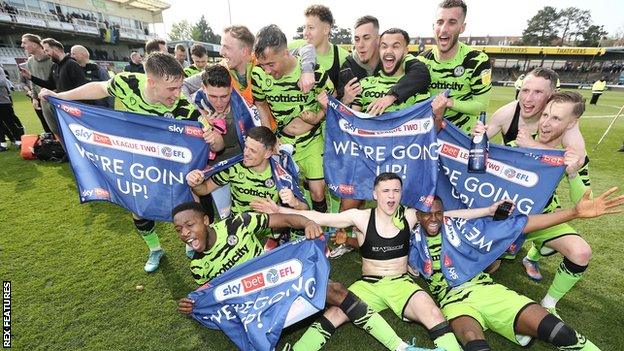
[214,259,303,302]
[60,104,82,117]
[167,124,203,138]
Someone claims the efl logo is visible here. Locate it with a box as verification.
[265,265,297,284]
[440,143,460,158]
[161,146,173,158]
[241,272,265,293]
[93,133,112,145]
[504,168,516,179]
[339,184,354,195]
[184,125,204,138]
[541,155,565,166]
[60,104,82,117]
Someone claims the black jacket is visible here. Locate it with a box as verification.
[30,55,87,93]
[124,61,145,74]
[338,55,430,103]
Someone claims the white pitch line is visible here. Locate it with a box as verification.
[583,115,619,119]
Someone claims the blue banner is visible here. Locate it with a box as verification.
[409,215,528,287]
[50,97,209,222]
[189,238,330,351]
[324,96,438,211]
[437,121,566,215]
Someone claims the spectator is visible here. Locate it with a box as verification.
[124,51,144,73]
[145,38,167,55]
[19,37,87,137]
[174,44,189,68]
[70,45,114,108]
[0,66,24,151]
[20,33,52,133]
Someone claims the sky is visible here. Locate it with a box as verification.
[155,0,624,43]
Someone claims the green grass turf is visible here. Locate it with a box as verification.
[1,87,623,350]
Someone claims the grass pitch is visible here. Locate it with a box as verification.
[1,87,623,350]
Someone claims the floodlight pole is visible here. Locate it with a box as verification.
[227,0,232,25]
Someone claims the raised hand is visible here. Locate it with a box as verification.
[575,187,624,218]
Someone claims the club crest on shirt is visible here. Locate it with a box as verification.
[453,65,465,77]
[227,234,238,246]
[265,178,275,188]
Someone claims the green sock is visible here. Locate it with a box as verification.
[352,307,403,350]
[328,192,341,213]
[558,331,600,351]
[139,229,162,252]
[433,333,462,351]
[547,261,584,300]
[293,318,334,351]
[526,244,542,262]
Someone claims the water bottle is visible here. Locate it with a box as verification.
[467,111,488,173]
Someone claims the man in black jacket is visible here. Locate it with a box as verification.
[71,45,114,108]
[124,52,144,73]
[338,16,430,115]
[19,38,87,136]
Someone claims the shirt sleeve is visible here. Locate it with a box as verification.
[251,67,266,102]
[452,53,491,115]
[298,44,316,73]
[568,156,591,203]
[211,167,231,187]
[241,212,270,235]
[389,58,431,103]
[182,73,203,100]
[30,69,56,90]
[106,74,125,99]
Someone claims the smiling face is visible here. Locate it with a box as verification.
[433,6,465,56]
[379,32,408,76]
[21,37,39,55]
[353,22,379,64]
[242,136,271,168]
[256,47,288,80]
[537,101,578,145]
[202,84,231,113]
[518,74,554,119]
[417,199,444,237]
[373,178,402,216]
[303,15,330,47]
[220,32,250,71]
[173,209,210,252]
[146,74,183,107]
[42,43,62,62]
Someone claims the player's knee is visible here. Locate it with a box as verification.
[569,243,592,265]
[460,328,483,343]
[427,304,446,324]
[326,281,348,306]
[310,190,325,202]
[537,313,579,347]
